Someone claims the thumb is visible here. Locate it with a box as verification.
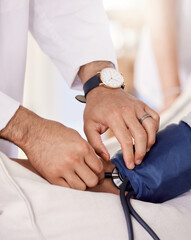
[84,121,110,161]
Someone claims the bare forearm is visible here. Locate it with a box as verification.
[146,0,180,92]
[0,106,43,150]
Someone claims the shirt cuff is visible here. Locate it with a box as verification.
[0,91,20,131]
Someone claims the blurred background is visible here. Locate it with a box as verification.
[23,0,191,143]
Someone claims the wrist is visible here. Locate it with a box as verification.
[78,61,114,84]
[76,66,125,103]
[86,85,123,102]
[0,106,43,150]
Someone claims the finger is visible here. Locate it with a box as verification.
[64,171,87,191]
[122,111,147,165]
[98,158,114,184]
[75,163,99,188]
[84,148,104,175]
[51,177,71,188]
[98,167,105,183]
[109,119,134,169]
[139,110,158,151]
[145,105,160,131]
[84,120,110,161]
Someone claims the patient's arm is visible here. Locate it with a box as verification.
[11,158,119,195]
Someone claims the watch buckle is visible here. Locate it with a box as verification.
[75,95,86,103]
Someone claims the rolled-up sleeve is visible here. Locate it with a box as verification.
[0,92,20,131]
[29,0,117,90]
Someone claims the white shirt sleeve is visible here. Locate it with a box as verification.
[29,0,117,90]
[0,91,20,131]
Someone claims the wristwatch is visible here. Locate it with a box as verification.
[75,68,125,103]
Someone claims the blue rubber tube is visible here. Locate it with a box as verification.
[111,121,191,203]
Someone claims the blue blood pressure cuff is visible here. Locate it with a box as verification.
[111,121,191,203]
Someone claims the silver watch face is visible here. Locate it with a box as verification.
[100,68,124,88]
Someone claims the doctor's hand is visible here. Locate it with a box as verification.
[79,61,160,169]
[84,87,160,169]
[0,107,103,190]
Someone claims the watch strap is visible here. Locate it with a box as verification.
[75,72,125,103]
[75,74,100,103]
[83,74,100,98]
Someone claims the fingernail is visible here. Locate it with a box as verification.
[128,162,135,169]
[147,148,150,152]
[136,160,142,165]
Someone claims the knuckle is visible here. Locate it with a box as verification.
[153,112,160,122]
[121,105,132,113]
[136,131,147,141]
[78,142,90,155]
[123,106,136,118]
[68,178,86,191]
[124,139,133,147]
[138,100,144,106]
[136,150,146,159]
[121,139,133,151]
[78,183,87,191]
[87,176,99,188]
[121,146,134,160]
[111,108,121,120]
[147,120,157,132]
[70,156,82,166]
[63,155,80,167]
[135,100,145,110]
[150,120,157,129]
[70,157,77,165]
[48,166,59,178]
[96,161,104,174]
[148,137,156,147]
[82,144,91,155]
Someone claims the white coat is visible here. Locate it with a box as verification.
[0,0,116,156]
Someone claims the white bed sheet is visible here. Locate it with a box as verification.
[0,152,191,240]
